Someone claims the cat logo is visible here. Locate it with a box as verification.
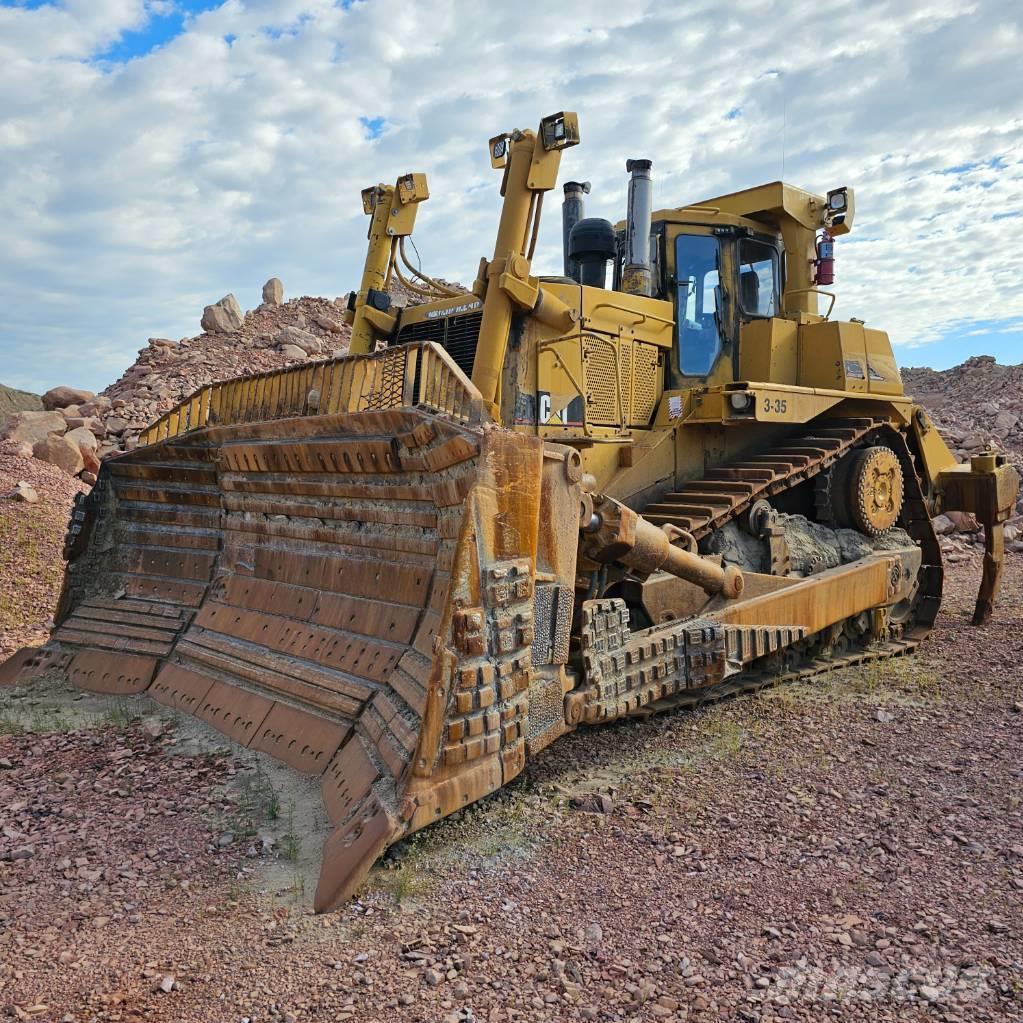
[537,392,584,426]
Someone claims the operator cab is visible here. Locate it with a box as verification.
[613,214,786,387]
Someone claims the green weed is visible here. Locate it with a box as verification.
[103,698,140,729]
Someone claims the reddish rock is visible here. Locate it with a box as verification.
[313,314,343,334]
[946,510,981,533]
[32,433,85,475]
[64,426,98,454]
[78,397,112,416]
[81,447,101,477]
[2,410,67,447]
[41,385,95,410]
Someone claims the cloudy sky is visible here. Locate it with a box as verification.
[1,0,1020,395]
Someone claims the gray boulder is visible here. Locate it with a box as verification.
[201,293,244,333]
[992,410,1018,438]
[275,326,321,355]
[104,416,130,435]
[262,278,284,306]
[6,481,39,504]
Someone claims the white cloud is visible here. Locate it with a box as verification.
[0,0,1021,392]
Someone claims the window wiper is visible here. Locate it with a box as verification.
[680,278,696,323]
[713,283,724,341]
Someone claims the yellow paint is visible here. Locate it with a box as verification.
[739,318,797,382]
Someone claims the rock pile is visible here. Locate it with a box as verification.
[902,356,1023,554]
[903,356,1023,473]
[94,283,358,456]
[1,404,101,483]
[1,280,356,479]
[0,447,89,656]
[2,275,467,488]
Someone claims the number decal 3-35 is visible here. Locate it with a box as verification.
[763,397,788,414]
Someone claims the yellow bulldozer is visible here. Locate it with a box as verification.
[3,112,1017,911]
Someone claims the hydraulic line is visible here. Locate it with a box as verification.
[398,238,457,297]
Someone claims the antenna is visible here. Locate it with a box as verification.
[780,71,786,179]
[760,69,786,180]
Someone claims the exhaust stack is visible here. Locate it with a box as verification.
[562,180,591,280]
[622,158,653,297]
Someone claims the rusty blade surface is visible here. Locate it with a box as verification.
[8,402,551,909]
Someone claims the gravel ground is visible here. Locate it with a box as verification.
[1,555,1021,1023]
[0,453,86,659]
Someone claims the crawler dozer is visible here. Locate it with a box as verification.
[3,112,1018,910]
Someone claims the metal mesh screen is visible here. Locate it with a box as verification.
[582,335,620,426]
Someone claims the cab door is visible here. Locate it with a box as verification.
[666,226,737,388]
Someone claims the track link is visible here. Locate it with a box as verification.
[643,634,920,716]
[642,418,883,538]
[619,417,944,711]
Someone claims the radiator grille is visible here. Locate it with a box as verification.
[394,312,482,379]
[620,338,634,423]
[582,334,620,426]
[631,342,661,425]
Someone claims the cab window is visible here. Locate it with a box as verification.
[738,237,780,317]
[675,234,724,376]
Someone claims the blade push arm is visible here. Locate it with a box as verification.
[470,112,581,415]
[345,173,429,355]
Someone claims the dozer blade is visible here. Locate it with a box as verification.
[1,344,573,911]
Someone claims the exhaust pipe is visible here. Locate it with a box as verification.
[562,180,590,280]
[622,158,653,297]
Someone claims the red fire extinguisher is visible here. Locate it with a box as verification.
[814,230,835,286]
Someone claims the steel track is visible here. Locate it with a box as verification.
[629,416,942,714]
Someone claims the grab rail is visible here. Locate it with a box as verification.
[138,342,485,446]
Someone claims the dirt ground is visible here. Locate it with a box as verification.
[1,555,1021,1023]
[0,451,87,661]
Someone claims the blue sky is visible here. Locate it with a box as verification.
[0,0,1020,394]
[1,1,227,63]
[899,322,1023,370]
[94,1,223,62]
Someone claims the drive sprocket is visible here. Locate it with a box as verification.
[818,444,904,537]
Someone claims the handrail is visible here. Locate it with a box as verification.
[138,341,485,446]
[786,287,837,320]
[588,300,675,328]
